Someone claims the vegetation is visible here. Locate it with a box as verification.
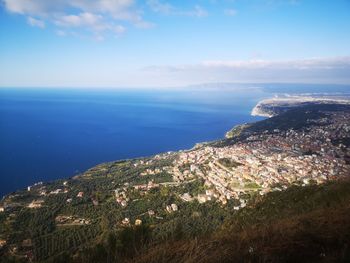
[0,157,230,262]
[225,123,252,139]
[2,179,349,263]
[218,158,243,168]
[129,179,350,263]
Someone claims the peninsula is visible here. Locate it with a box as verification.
[251,95,350,117]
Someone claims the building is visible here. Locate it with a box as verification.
[0,239,7,249]
[122,218,130,226]
[180,193,193,202]
[166,205,172,213]
[28,200,44,209]
[171,203,178,211]
[197,194,207,204]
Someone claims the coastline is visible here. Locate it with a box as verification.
[251,95,350,118]
[4,94,350,197]
[251,101,274,118]
[0,89,260,198]
[3,101,261,197]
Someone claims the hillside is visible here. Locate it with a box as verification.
[131,179,350,263]
[0,101,349,263]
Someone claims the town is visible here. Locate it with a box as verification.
[137,108,350,207]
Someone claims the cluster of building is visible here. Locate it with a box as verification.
[166,203,178,213]
[140,168,162,176]
[27,200,45,209]
[133,180,160,192]
[169,111,350,206]
[27,182,68,196]
[121,218,142,226]
[114,188,129,207]
[0,239,7,249]
[55,215,90,226]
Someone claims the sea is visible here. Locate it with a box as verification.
[1,84,349,197]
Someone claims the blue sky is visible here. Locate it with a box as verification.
[0,0,350,87]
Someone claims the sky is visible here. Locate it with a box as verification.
[0,0,350,87]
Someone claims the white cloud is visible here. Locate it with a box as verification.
[70,0,142,22]
[27,16,45,28]
[147,0,208,17]
[3,0,63,15]
[3,0,209,39]
[200,57,350,70]
[55,13,103,28]
[53,12,127,39]
[185,5,208,18]
[114,24,126,33]
[56,30,67,37]
[2,0,148,38]
[147,0,173,14]
[224,8,237,16]
[143,57,350,85]
[134,20,155,29]
[3,0,138,18]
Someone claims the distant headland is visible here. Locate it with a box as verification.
[252,95,350,117]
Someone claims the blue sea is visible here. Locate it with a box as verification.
[0,84,349,197]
